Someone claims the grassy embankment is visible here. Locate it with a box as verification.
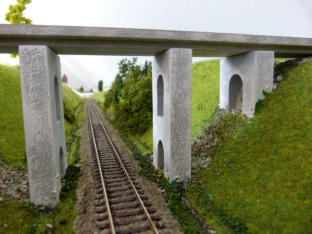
[187,60,312,233]
[0,64,85,233]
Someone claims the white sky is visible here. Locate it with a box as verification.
[0,0,312,91]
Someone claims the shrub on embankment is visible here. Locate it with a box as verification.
[0,64,84,233]
[187,59,312,233]
[104,58,153,135]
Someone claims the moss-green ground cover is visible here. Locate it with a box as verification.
[187,60,312,233]
[0,66,84,233]
[192,60,220,138]
[0,65,26,169]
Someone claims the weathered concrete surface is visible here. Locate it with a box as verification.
[153,48,192,181]
[19,45,67,207]
[220,51,274,117]
[0,24,311,57]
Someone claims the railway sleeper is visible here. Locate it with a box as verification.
[116,224,152,234]
[96,221,110,230]
[99,158,116,162]
[114,209,143,218]
[111,202,139,211]
[115,217,146,226]
[102,165,120,170]
[109,190,134,198]
[95,189,103,194]
[104,168,123,173]
[151,215,161,221]
[104,171,124,177]
[143,201,153,207]
[104,174,124,179]
[106,178,128,183]
[95,200,105,207]
[96,214,108,221]
[108,185,131,193]
[110,196,137,204]
[95,206,106,213]
[107,181,128,188]
[146,207,156,214]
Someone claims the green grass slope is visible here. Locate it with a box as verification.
[0,65,85,233]
[187,60,312,233]
[0,65,25,168]
[192,60,220,138]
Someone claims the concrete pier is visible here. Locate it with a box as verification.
[19,45,67,207]
[220,51,274,117]
[153,48,192,182]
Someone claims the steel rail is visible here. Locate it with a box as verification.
[92,105,159,234]
[87,106,116,234]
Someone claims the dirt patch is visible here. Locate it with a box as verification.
[0,159,29,202]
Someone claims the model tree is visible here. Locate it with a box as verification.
[5,0,32,24]
[98,80,103,92]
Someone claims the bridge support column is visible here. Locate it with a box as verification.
[220,51,274,117]
[153,48,192,182]
[19,45,67,207]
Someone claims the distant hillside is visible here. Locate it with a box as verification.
[188,59,312,233]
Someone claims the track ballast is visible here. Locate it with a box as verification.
[87,102,165,234]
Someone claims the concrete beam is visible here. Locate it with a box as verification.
[19,45,67,207]
[153,48,192,182]
[0,24,311,57]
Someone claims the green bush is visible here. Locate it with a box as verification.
[104,58,152,134]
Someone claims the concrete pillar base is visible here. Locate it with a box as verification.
[220,51,274,117]
[153,48,192,182]
[19,45,67,207]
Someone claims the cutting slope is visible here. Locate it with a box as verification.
[188,60,312,233]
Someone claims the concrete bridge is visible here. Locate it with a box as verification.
[1,24,311,207]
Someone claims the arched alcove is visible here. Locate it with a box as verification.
[229,74,243,112]
[59,146,64,176]
[54,76,61,121]
[157,75,164,116]
[157,140,164,169]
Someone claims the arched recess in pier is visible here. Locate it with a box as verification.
[228,74,243,113]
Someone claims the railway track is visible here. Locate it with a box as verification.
[87,103,165,234]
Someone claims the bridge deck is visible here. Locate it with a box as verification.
[0,24,312,57]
